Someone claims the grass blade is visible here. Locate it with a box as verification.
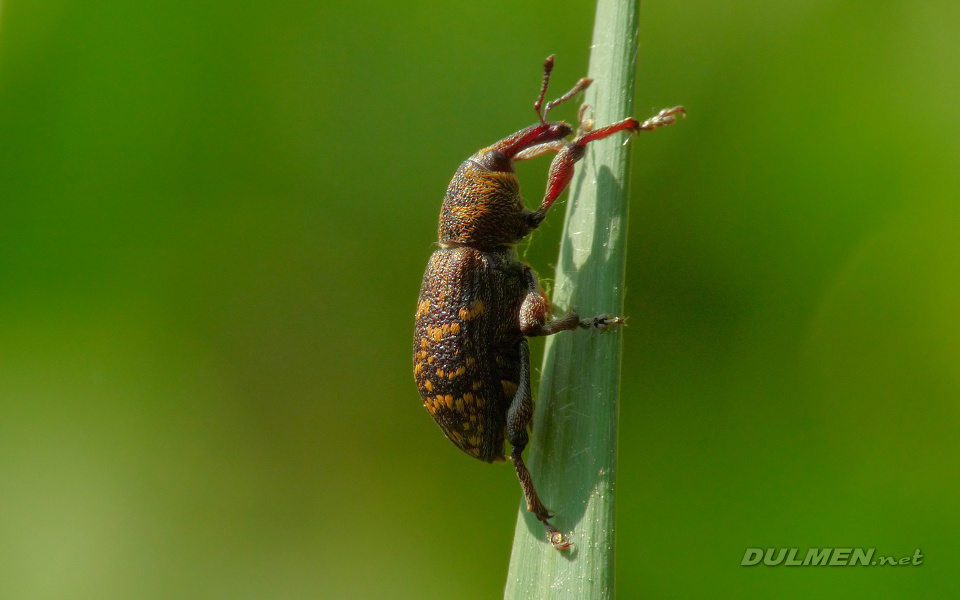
[504,0,640,598]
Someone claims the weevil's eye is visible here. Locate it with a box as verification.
[474,148,514,173]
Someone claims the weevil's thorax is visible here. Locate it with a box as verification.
[438,148,535,250]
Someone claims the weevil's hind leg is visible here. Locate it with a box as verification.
[506,338,571,550]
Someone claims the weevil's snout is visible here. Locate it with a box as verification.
[547,121,574,139]
[489,120,576,162]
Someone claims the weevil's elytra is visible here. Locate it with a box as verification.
[414,55,683,550]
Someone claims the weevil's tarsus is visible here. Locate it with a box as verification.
[545,524,573,551]
[580,314,626,332]
[639,105,686,130]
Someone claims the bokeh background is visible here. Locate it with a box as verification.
[2,0,958,598]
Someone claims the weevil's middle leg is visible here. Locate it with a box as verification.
[523,306,625,337]
[519,268,625,337]
[531,105,686,225]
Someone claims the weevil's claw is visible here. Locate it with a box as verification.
[545,525,573,551]
[579,315,626,332]
[595,315,626,332]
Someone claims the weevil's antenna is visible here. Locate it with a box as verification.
[534,55,556,125]
[544,77,592,121]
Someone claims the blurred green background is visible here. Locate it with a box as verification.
[1,0,958,598]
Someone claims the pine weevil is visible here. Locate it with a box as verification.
[414,55,683,550]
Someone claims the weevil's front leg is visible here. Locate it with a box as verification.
[513,140,568,162]
[519,268,625,337]
[505,338,571,550]
[530,106,686,225]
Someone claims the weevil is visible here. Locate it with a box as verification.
[414,55,683,549]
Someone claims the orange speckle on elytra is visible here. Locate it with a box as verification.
[458,300,485,321]
[416,299,430,319]
[423,379,433,392]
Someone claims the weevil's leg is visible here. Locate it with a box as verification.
[575,106,686,145]
[529,139,585,225]
[506,338,571,550]
[637,105,686,131]
[531,105,686,224]
[513,140,567,162]
[519,268,625,336]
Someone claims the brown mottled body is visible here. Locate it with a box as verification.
[414,246,526,462]
[414,55,683,549]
